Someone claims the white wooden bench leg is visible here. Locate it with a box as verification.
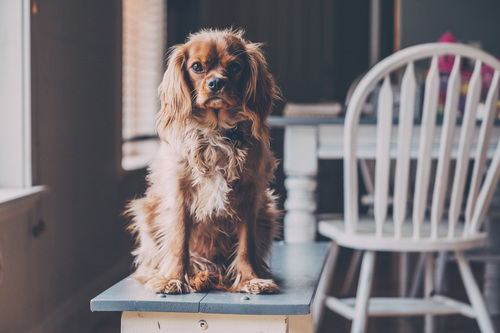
[121,311,289,333]
[289,313,313,333]
[455,251,495,333]
[351,250,376,333]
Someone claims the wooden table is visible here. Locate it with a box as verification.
[91,242,330,333]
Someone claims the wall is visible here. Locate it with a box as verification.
[168,0,371,107]
[0,1,135,332]
[399,0,500,57]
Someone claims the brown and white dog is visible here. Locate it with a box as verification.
[126,29,281,294]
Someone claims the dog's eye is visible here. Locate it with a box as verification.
[227,63,241,74]
[191,62,204,73]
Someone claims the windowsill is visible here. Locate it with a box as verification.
[122,153,153,171]
[0,185,47,218]
[122,139,159,171]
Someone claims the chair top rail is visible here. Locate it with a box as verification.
[345,43,500,131]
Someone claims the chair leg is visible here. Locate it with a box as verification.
[434,251,447,294]
[409,253,426,297]
[351,250,376,333]
[341,250,363,296]
[409,251,445,299]
[424,252,435,333]
[455,250,495,333]
[399,252,409,296]
[314,242,340,332]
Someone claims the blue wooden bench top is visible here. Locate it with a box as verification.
[91,242,329,316]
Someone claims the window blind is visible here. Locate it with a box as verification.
[122,0,166,167]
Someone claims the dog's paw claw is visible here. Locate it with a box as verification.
[238,278,280,294]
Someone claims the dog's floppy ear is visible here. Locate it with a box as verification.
[243,43,280,144]
[156,45,191,141]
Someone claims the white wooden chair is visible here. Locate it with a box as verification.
[316,43,500,333]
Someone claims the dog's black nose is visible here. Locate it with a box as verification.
[207,78,225,92]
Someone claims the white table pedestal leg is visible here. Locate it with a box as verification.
[284,176,317,242]
[283,126,318,243]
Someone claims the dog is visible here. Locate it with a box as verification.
[126,28,281,294]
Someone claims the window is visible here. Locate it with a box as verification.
[122,0,167,170]
[0,0,32,188]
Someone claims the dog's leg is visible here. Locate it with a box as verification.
[146,206,192,294]
[230,202,279,294]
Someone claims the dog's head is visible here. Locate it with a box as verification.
[157,29,279,143]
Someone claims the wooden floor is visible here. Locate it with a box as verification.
[90,248,500,333]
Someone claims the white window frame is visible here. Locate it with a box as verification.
[0,0,46,211]
[0,0,32,188]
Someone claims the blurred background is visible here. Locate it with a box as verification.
[1,0,500,332]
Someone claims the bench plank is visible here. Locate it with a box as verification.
[91,242,329,316]
[90,277,205,313]
[199,242,329,315]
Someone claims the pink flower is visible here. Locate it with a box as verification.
[438,32,457,44]
[438,32,458,73]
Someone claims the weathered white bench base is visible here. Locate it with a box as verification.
[122,311,312,333]
[91,242,329,333]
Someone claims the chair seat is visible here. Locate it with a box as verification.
[318,218,487,252]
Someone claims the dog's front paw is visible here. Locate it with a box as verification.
[188,271,219,292]
[147,276,191,294]
[234,277,280,294]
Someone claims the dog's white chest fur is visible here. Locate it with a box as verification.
[190,171,231,220]
[152,137,245,222]
[188,135,246,221]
